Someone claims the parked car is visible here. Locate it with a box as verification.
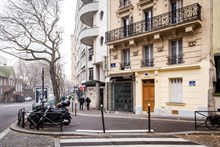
[25,96,33,101]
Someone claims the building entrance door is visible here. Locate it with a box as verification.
[143,80,154,112]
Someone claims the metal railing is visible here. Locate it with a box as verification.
[120,62,131,70]
[194,111,220,130]
[18,108,63,131]
[167,54,183,65]
[106,3,201,43]
[141,59,154,67]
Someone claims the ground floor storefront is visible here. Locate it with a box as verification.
[108,62,215,117]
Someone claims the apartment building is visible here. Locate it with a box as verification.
[105,0,220,117]
[71,0,108,108]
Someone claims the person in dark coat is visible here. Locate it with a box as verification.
[79,97,85,110]
[86,97,91,110]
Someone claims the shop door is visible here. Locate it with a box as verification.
[143,80,154,112]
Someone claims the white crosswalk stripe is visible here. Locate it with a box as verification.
[60,137,206,147]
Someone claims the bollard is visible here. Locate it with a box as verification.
[75,102,77,116]
[148,103,151,133]
[100,104,105,133]
[72,101,73,113]
[22,111,25,128]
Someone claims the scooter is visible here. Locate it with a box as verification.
[28,99,72,129]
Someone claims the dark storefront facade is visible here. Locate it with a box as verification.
[110,74,134,112]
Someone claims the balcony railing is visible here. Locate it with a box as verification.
[106,3,201,43]
[120,62,131,70]
[167,54,183,65]
[141,59,154,67]
[119,0,131,8]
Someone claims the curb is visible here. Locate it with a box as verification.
[10,121,220,137]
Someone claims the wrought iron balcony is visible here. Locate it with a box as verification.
[120,62,131,70]
[167,54,183,65]
[106,3,201,43]
[141,59,154,67]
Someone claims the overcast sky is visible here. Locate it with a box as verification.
[0,0,77,80]
[59,0,77,80]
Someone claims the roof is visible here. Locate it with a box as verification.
[0,66,14,78]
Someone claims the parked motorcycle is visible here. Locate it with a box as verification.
[28,99,71,129]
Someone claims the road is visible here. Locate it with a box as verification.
[0,101,33,133]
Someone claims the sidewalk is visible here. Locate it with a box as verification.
[0,108,219,147]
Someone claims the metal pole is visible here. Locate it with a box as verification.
[100,104,105,133]
[148,103,151,133]
[42,67,44,107]
[75,102,77,116]
[194,111,197,130]
[22,111,25,128]
[72,101,73,113]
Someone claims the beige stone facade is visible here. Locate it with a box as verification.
[105,0,219,117]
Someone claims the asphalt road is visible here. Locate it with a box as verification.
[0,101,33,133]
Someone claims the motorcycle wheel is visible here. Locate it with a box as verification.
[62,118,71,125]
[205,117,219,130]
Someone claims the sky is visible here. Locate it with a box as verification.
[0,0,77,80]
[59,0,77,80]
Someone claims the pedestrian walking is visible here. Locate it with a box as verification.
[79,97,85,110]
[86,97,91,110]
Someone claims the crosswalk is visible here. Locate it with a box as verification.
[60,137,205,147]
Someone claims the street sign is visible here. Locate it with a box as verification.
[35,87,48,103]
[189,81,196,86]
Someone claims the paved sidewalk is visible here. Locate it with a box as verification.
[0,108,219,147]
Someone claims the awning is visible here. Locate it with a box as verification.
[109,72,135,81]
[82,80,105,87]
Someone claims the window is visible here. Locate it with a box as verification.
[121,49,130,70]
[100,11,104,21]
[89,68,93,81]
[214,56,220,93]
[100,36,104,46]
[143,45,153,67]
[169,39,183,65]
[171,0,183,23]
[122,17,129,37]
[144,9,153,31]
[88,49,93,61]
[170,78,183,103]
[119,0,130,7]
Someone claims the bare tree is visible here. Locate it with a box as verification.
[0,0,64,104]
[15,59,51,90]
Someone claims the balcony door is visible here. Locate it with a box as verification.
[122,17,129,37]
[171,0,182,23]
[144,9,152,31]
[122,49,130,69]
[143,45,153,67]
[170,39,183,64]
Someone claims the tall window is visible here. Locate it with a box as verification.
[215,56,220,93]
[121,49,130,69]
[171,0,183,23]
[122,17,129,37]
[144,9,153,31]
[89,68,93,81]
[143,45,153,67]
[170,78,183,103]
[170,39,183,64]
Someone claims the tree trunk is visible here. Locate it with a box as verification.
[49,64,60,105]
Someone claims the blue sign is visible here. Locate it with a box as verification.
[189,81,196,86]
